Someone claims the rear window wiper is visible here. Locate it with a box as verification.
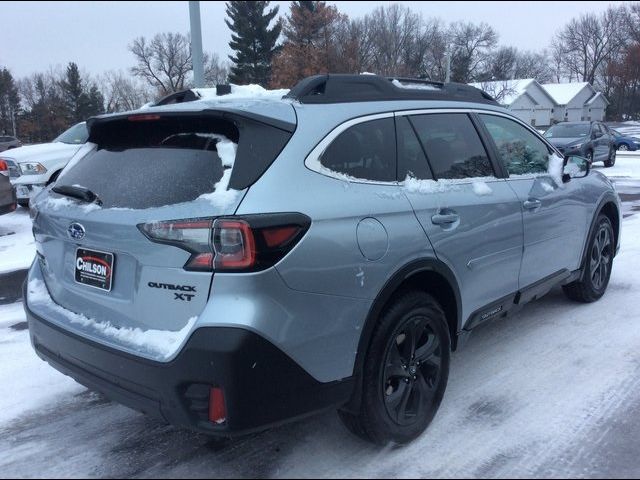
[52,185,103,206]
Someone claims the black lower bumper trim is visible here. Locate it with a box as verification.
[25,295,354,436]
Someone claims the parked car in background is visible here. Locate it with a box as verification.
[0,135,22,152]
[610,129,640,151]
[0,159,17,215]
[0,122,88,207]
[543,121,616,167]
[25,74,621,445]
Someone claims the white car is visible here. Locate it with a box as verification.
[1,122,88,207]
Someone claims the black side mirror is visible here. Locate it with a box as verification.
[563,155,590,181]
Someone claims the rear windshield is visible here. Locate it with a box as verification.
[56,121,235,209]
[56,113,292,209]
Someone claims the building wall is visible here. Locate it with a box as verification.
[509,92,552,127]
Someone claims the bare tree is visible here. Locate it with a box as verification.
[129,32,192,95]
[99,70,154,112]
[448,21,498,83]
[203,52,230,85]
[552,7,625,84]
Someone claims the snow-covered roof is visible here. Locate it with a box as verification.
[468,79,535,105]
[541,82,591,105]
[586,91,609,106]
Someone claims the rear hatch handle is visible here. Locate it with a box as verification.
[52,185,103,206]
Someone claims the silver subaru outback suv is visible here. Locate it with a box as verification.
[24,74,621,445]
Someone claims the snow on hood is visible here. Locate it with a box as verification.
[0,142,83,162]
[546,137,585,148]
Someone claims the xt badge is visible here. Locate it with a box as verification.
[148,282,197,302]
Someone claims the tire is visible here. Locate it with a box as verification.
[604,147,616,168]
[563,214,614,303]
[338,291,450,445]
[618,144,629,151]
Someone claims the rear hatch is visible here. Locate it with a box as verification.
[30,107,295,359]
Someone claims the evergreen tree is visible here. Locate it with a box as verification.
[225,1,282,86]
[0,68,20,136]
[59,62,104,123]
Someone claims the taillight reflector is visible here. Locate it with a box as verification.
[209,387,227,424]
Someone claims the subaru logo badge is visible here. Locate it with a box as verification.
[68,223,85,240]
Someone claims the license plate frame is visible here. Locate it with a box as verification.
[74,247,114,292]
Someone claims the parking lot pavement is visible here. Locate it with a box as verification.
[1,166,640,477]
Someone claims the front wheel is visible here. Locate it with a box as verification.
[338,291,450,445]
[563,215,614,303]
[604,147,616,168]
[618,144,629,151]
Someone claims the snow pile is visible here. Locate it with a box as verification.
[44,196,101,213]
[547,152,565,186]
[193,84,289,101]
[402,175,498,195]
[27,279,196,360]
[472,181,493,196]
[196,135,241,209]
[0,209,35,274]
[392,79,439,91]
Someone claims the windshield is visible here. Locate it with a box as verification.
[53,122,88,144]
[544,124,590,139]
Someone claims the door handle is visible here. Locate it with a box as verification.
[431,212,460,225]
[523,199,542,211]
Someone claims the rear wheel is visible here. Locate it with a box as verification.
[604,147,616,168]
[563,215,614,303]
[338,291,450,445]
[618,144,629,151]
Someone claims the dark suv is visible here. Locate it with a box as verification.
[543,121,616,167]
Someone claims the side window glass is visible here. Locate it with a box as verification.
[396,116,431,180]
[320,117,396,182]
[409,113,494,179]
[480,114,550,176]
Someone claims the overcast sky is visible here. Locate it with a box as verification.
[1,1,629,79]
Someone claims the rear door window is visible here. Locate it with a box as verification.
[409,113,494,179]
[479,114,550,175]
[320,117,396,182]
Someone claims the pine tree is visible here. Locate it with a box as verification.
[0,68,20,136]
[59,62,104,123]
[225,1,282,86]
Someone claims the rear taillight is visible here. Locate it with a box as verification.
[139,213,310,272]
[0,160,8,176]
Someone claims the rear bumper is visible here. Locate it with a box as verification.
[25,286,353,436]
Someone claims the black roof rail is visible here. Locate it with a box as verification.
[283,74,498,105]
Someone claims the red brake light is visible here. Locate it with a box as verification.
[213,220,256,269]
[128,114,161,122]
[0,160,7,171]
[262,226,301,248]
[139,214,310,272]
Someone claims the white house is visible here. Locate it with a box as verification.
[469,79,556,128]
[541,82,609,123]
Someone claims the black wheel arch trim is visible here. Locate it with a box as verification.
[344,258,461,413]
[579,192,620,280]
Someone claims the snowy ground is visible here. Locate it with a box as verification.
[1,155,640,477]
